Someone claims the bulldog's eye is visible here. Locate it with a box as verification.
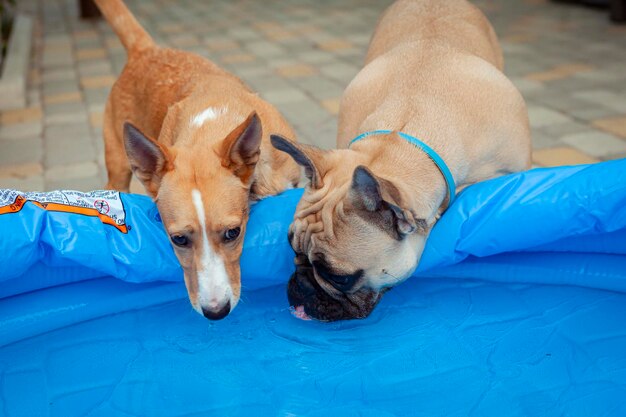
[224,227,241,242]
[170,234,190,247]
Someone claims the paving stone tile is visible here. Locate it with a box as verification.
[346,33,372,46]
[263,58,302,70]
[169,34,201,48]
[0,137,43,165]
[110,54,128,75]
[27,88,42,108]
[300,118,338,150]
[318,62,360,84]
[159,23,185,35]
[96,148,105,166]
[316,39,354,52]
[0,175,45,191]
[560,131,626,158]
[89,111,104,129]
[42,68,77,83]
[0,122,43,141]
[0,107,43,125]
[573,90,626,113]
[530,95,590,113]
[83,88,110,107]
[263,27,295,42]
[509,77,545,94]
[574,68,626,84]
[275,64,318,78]
[77,60,113,76]
[243,41,286,58]
[42,52,73,69]
[245,76,294,94]
[544,77,600,95]
[261,89,310,105]
[593,116,626,139]
[75,48,107,61]
[525,63,594,82]
[206,39,240,52]
[72,29,98,40]
[45,123,91,142]
[334,48,363,59]
[280,100,333,128]
[532,147,599,167]
[227,28,259,41]
[230,65,273,79]
[45,161,99,181]
[295,76,345,100]
[44,109,89,126]
[321,98,341,115]
[297,50,336,64]
[92,127,104,143]
[527,106,572,128]
[44,97,88,115]
[220,53,256,64]
[44,92,82,105]
[42,80,80,96]
[80,75,116,89]
[46,175,103,192]
[0,162,43,179]
[44,137,96,167]
[530,131,561,150]
[28,68,41,87]
[535,120,591,138]
[104,36,123,50]
[567,107,621,123]
[43,38,71,52]
[301,30,335,43]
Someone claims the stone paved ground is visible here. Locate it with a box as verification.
[1,0,625,192]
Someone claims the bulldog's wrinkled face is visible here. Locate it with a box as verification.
[272,135,433,321]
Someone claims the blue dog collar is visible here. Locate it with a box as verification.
[349,130,456,206]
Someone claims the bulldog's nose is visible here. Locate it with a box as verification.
[201,300,231,320]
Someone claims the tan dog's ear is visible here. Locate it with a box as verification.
[221,112,262,183]
[123,122,172,197]
[350,166,426,236]
[270,135,328,189]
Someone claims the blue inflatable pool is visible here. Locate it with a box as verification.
[1,159,625,416]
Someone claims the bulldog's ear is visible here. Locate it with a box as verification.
[270,135,328,189]
[350,166,384,211]
[221,112,262,183]
[350,166,425,236]
[124,122,173,197]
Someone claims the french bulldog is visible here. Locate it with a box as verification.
[271,0,531,321]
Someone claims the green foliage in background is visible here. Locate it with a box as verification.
[1,0,16,71]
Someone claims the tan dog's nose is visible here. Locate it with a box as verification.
[201,300,231,320]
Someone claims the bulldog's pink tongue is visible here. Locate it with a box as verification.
[290,305,312,321]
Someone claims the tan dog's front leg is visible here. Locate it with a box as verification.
[103,102,132,192]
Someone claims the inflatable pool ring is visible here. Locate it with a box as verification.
[1,159,625,416]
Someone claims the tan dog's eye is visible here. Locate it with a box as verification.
[224,227,241,242]
[170,234,190,248]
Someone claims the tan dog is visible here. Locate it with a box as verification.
[95,0,299,320]
[271,0,531,321]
